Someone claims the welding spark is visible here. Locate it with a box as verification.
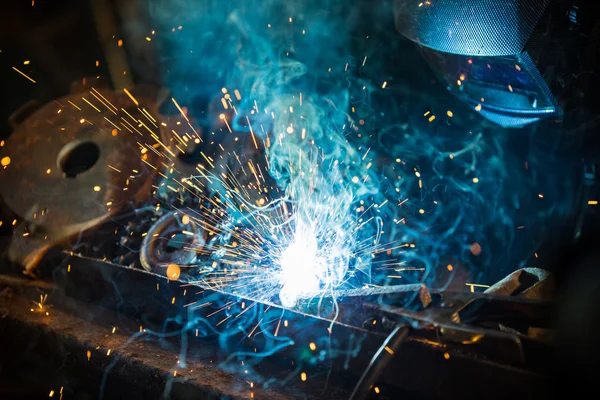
[275,198,355,307]
[179,160,379,309]
[278,231,322,307]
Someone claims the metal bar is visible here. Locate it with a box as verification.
[349,325,410,400]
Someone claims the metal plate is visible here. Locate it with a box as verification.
[0,89,160,235]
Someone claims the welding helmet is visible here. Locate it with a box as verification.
[393,0,600,127]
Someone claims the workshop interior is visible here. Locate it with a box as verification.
[1,0,599,398]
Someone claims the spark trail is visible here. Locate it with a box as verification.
[145,0,390,307]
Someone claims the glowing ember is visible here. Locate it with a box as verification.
[166,263,181,280]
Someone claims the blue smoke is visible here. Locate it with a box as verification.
[143,0,580,308]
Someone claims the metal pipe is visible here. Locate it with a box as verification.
[348,324,410,400]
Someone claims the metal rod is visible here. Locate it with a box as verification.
[348,324,410,400]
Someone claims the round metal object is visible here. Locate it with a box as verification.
[0,89,160,235]
[140,211,206,274]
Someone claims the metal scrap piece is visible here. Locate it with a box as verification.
[0,88,161,275]
[140,211,206,274]
[484,267,554,300]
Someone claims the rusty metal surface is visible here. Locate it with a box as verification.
[485,267,554,300]
[0,88,158,232]
[0,86,167,274]
[0,283,290,400]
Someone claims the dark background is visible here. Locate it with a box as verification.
[1,0,599,398]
